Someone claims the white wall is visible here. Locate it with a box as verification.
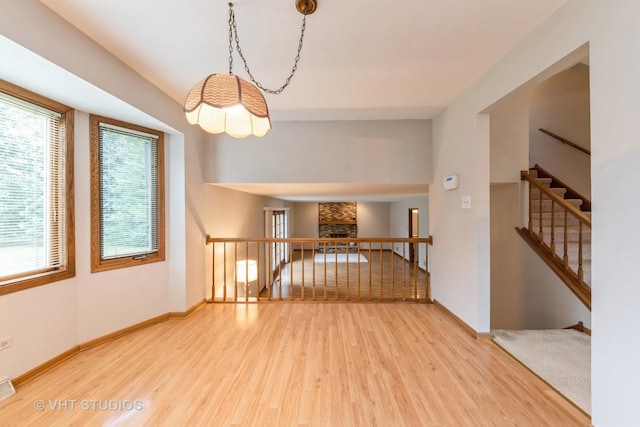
[490,184,590,330]
[3,1,639,424]
[430,0,589,338]
[0,281,77,383]
[0,0,276,379]
[431,0,640,423]
[74,111,170,342]
[204,120,432,185]
[488,89,590,330]
[591,1,640,425]
[489,90,530,184]
[0,0,183,378]
[530,65,591,197]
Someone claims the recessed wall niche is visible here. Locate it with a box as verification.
[318,202,357,238]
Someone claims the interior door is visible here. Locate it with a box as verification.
[408,208,419,263]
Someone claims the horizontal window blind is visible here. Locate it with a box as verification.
[98,123,159,260]
[0,93,66,280]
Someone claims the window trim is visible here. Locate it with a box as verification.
[89,114,165,272]
[0,80,75,296]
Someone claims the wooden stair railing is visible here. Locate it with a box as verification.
[205,236,433,303]
[532,164,591,212]
[538,128,591,156]
[518,170,591,310]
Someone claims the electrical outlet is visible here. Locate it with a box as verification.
[0,336,12,351]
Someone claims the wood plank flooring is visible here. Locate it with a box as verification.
[253,250,429,302]
[0,303,590,426]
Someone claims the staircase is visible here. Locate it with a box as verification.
[517,166,591,309]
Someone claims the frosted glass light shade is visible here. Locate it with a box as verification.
[184,74,271,138]
[236,260,258,283]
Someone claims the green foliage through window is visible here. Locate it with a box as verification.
[0,93,66,279]
[98,124,159,259]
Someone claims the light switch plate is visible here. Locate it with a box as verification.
[462,195,472,209]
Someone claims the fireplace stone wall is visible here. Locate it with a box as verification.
[318,202,357,238]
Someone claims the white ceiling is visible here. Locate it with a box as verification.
[39,0,567,202]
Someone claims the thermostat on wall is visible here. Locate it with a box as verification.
[443,174,459,190]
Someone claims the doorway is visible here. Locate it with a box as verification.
[408,208,419,263]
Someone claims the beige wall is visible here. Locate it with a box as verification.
[430,0,589,337]
[292,201,392,250]
[204,120,432,186]
[591,1,640,422]
[292,202,319,241]
[487,86,591,330]
[0,0,187,379]
[3,1,640,423]
[390,197,430,270]
[529,64,591,197]
[489,90,530,184]
[357,202,390,238]
[205,187,293,300]
[0,0,284,379]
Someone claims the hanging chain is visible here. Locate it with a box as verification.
[228,4,308,95]
[228,5,234,75]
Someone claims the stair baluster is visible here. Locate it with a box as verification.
[517,168,591,310]
[578,222,584,284]
[563,210,569,268]
[550,199,556,253]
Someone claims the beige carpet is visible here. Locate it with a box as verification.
[492,329,590,414]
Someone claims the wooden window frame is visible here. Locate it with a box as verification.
[89,114,165,273]
[0,80,75,296]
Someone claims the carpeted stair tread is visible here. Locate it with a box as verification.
[525,169,592,287]
[530,212,590,227]
[530,187,567,197]
[534,177,553,187]
[530,199,583,212]
[538,226,591,240]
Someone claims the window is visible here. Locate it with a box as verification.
[0,80,75,296]
[90,115,164,272]
[271,210,288,272]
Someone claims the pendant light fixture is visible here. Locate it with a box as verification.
[184,1,317,138]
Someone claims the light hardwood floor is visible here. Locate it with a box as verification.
[0,303,590,426]
[241,250,429,302]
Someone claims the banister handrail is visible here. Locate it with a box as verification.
[519,170,591,309]
[532,164,591,212]
[205,236,433,303]
[206,236,434,245]
[538,128,591,156]
[521,171,592,226]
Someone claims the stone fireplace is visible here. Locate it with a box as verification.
[318,202,357,238]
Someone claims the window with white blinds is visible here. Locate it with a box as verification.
[0,82,74,294]
[90,115,165,271]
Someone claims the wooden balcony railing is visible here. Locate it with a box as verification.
[205,237,433,303]
[517,171,591,309]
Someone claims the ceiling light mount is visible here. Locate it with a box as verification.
[296,0,317,15]
[184,1,316,138]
